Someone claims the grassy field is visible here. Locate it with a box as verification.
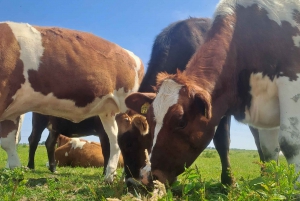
[0,145,299,200]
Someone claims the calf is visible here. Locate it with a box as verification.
[119,17,262,186]
[55,135,123,168]
[125,0,300,185]
[0,22,144,182]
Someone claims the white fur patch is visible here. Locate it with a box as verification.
[276,74,300,181]
[125,49,142,93]
[214,0,300,46]
[16,114,24,144]
[7,22,44,79]
[69,138,86,149]
[1,129,20,168]
[258,128,280,161]
[65,152,68,157]
[1,85,130,122]
[242,73,280,129]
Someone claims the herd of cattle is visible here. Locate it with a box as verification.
[1,0,300,188]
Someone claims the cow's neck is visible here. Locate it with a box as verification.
[184,15,237,126]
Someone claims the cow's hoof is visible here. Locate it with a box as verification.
[27,164,35,170]
[48,165,56,173]
[104,175,114,184]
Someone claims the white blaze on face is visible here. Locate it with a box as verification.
[148,79,183,164]
[69,138,86,149]
[214,0,300,47]
[65,152,68,157]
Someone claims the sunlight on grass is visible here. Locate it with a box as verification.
[0,146,299,200]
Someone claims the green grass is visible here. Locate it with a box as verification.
[0,145,299,200]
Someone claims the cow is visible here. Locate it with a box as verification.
[0,21,144,183]
[117,110,152,184]
[27,113,110,173]
[55,135,124,168]
[125,0,300,185]
[119,17,262,186]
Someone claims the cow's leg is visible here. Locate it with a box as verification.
[257,128,280,162]
[0,117,22,168]
[249,126,265,162]
[95,117,110,175]
[213,115,233,185]
[99,113,120,183]
[45,130,60,172]
[277,78,300,182]
[27,113,48,169]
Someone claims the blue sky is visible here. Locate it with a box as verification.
[0,0,258,150]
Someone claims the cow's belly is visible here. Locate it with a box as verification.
[1,81,130,122]
[241,73,280,129]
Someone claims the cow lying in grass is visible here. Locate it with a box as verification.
[55,135,124,168]
[27,113,109,173]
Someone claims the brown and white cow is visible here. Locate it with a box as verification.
[126,0,300,185]
[55,135,124,168]
[120,17,262,186]
[0,22,144,182]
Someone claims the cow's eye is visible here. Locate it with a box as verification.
[177,115,187,129]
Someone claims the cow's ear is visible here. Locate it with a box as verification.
[194,91,212,119]
[132,115,149,135]
[125,92,156,115]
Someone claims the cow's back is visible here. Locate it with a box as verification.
[139,18,211,92]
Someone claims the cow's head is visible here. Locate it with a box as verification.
[125,72,216,186]
[117,111,151,185]
[57,135,71,147]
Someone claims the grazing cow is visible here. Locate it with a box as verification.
[0,22,144,182]
[119,17,262,186]
[55,135,124,168]
[117,110,152,183]
[125,0,300,185]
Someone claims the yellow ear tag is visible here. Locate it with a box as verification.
[141,102,150,114]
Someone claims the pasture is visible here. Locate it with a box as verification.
[0,145,299,200]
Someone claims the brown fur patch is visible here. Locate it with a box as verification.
[0,119,18,138]
[57,135,71,147]
[55,136,124,168]
[30,26,140,107]
[0,23,25,114]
